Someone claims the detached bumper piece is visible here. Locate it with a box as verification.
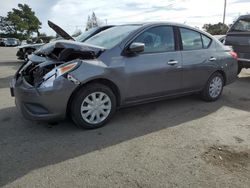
[10,78,15,97]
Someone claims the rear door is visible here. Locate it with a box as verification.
[179,27,216,91]
[225,16,250,62]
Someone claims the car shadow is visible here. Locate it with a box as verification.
[0,76,249,186]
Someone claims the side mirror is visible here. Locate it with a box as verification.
[128,42,145,53]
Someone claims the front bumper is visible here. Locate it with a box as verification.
[10,75,77,121]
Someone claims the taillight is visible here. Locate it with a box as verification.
[229,51,238,60]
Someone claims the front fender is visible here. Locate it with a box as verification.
[69,59,107,83]
[68,59,124,104]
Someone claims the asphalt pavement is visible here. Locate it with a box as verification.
[0,47,249,188]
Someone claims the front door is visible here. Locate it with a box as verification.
[122,26,183,102]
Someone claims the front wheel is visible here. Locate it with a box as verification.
[200,72,224,101]
[70,83,116,129]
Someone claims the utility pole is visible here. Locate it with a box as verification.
[223,0,227,24]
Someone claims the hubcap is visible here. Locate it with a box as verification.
[80,92,111,124]
[209,76,223,98]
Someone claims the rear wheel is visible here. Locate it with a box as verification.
[200,72,224,101]
[70,83,116,129]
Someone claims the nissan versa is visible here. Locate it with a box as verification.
[10,22,238,129]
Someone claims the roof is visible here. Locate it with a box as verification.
[116,21,213,38]
[118,21,188,27]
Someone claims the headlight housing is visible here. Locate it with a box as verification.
[57,62,79,77]
[40,62,79,88]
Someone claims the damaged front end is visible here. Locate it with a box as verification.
[16,40,104,88]
[11,40,105,121]
[19,56,80,89]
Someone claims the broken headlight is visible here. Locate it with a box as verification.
[40,62,79,88]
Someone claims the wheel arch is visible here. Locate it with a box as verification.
[215,70,227,85]
[66,78,121,116]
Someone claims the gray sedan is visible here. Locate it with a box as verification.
[10,22,238,129]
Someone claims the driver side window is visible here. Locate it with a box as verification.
[133,26,175,53]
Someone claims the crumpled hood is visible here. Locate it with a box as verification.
[34,40,105,56]
[16,40,106,88]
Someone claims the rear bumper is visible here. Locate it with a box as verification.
[10,76,77,121]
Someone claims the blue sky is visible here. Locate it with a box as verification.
[1,0,250,36]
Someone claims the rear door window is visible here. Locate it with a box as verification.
[180,28,212,50]
[201,34,212,48]
[180,28,203,50]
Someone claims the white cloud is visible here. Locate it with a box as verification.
[1,0,250,35]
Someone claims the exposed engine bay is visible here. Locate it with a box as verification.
[17,40,104,87]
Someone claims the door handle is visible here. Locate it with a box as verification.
[209,57,217,61]
[167,60,178,65]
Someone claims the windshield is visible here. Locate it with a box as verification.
[231,18,250,32]
[84,25,140,49]
[75,27,99,42]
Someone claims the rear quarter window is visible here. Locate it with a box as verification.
[201,34,212,48]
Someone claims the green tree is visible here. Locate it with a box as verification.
[0,4,41,39]
[85,16,92,31]
[202,22,229,35]
[0,16,14,33]
[91,12,98,28]
[85,12,103,31]
[35,32,54,43]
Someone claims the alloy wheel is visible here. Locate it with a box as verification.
[209,76,223,98]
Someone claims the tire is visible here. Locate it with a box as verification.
[70,83,117,129]
[24,49,34,62]
[200,72,224,102]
